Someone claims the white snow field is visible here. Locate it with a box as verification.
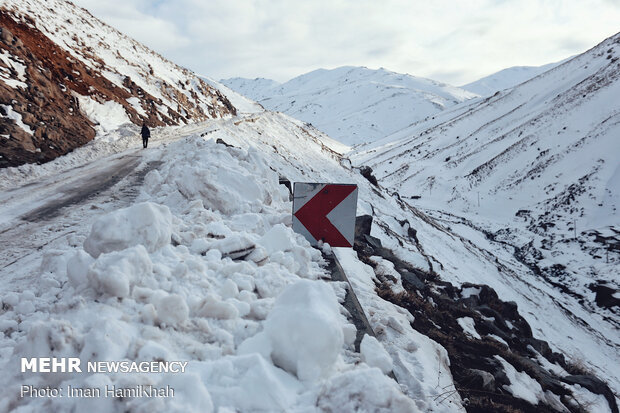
[223,66,477,146]
[353,31,620,396]
[0,112,475,412]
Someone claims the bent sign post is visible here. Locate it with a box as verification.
[292,183,358,248]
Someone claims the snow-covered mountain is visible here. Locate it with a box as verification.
[353,31,620,390]
[461,59,567,96]
[222,66,477,146]
[0,0,236,168]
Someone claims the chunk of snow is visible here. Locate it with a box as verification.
[261,279,345,381]
[198,353,301,411]
[360,334,393,374]
[259,224,293,254]
[457,317,481,339]
[495,355,544,405]
[66,249,95,288]
[84,202,172,258]
[195,294,239,319]
[155,293,189,326]
[86,245,152,297]
[315,367,420,412]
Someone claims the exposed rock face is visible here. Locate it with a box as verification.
[354,231,618,413]
[0,1,236,168]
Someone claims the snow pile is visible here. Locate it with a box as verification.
[0,125,422,412]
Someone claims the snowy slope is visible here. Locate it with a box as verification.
[0,0,236,167]
[461,59,567,96]
[352,32,620,390]
[222,66,477,146]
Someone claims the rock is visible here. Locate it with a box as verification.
[524,338,565,366]
[216,138,235,148]
[466,368,495,391]
[278,176,292,196]
[359,166,379,187]
[588,283,620,308]
[364,234,383,249]
[400,271,425,291]
[355,215,373,238]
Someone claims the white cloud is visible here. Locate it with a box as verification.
[72,0,620,85]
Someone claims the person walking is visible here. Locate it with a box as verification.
[141,122,150,148]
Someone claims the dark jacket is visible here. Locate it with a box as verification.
[141,124,150,138]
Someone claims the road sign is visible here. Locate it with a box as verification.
[292,183,358,247]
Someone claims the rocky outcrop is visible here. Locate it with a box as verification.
[353,225,618,413]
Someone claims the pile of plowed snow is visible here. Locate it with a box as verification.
[0,134,421,412]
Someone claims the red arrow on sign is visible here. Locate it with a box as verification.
[294,184,357,247]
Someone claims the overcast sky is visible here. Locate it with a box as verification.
[72,0,620,85]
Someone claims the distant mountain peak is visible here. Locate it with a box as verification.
[461,58,570,96]
[222,66,477,146]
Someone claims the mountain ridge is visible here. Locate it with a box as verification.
[461,59,568,96]
[222,66,478,146]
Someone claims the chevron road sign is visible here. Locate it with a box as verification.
[292,182,358,248]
